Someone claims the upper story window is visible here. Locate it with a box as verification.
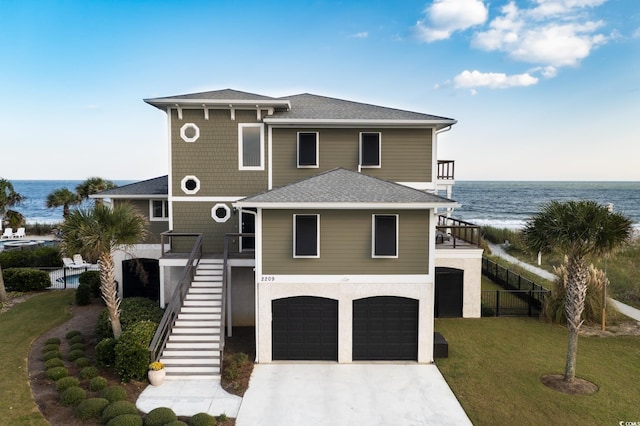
[294,214,319,258]
[360,132,381,168]
[150,200,169,221]
[297,132,319,168]
[238,123,264,170]
[372,214,398,258]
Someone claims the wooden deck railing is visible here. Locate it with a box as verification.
[436,215,481,248]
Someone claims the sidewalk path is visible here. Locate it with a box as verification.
[487,243,640,322]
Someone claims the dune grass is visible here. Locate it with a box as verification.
[0,290,74,425]
[435,317,640,425]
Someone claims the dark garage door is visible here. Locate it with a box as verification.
[435,267,463,318]
[272,296,338,361]
[353,296,419,361]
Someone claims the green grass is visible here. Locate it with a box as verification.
[0,290,74,425]
[436,317,640,425]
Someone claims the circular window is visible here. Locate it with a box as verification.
[180,123,200,143]
[212,204,231,223]
[181,175,200,194]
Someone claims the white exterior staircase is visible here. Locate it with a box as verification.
[160,259,224,380]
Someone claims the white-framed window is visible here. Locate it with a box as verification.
[293,214,320,258]
[359,132,381,168]
[150,199,169,221]
[181,175,201,194]
[211,203,231,223]
[238,123,264,170]
[180,123,200,142]
[372,214,398,258]
[297,132,319,168]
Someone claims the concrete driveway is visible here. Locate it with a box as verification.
[235,364,472,426]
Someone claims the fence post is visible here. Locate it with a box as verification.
[528,290,533,317]
[495,291,500,317]
[63,268,67,289]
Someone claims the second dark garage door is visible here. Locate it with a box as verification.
[272,296,338,361]
[353,296,419,361]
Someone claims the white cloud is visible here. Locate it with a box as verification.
[454,70,539,89]
[350,32,369,39]
[529,0,608,18]
[414,0,488,42]
[633,27,640,39]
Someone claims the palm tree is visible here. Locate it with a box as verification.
[76,177,117,205]
[522,200,632,382]
[0,265,8,303]
[46,188,80,218]
[60,203,148,338]
[0,178,23,229]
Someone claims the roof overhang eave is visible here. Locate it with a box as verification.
[233,201,461,209]
[143,98,292,110]
[262,118,457,129]
[90,194,168,199]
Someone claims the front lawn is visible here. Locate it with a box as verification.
[436,317,640,425]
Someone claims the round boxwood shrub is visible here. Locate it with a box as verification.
[99,385,127,402]
[76,280,92,305]
[66,330,82,340]
[114,320,157,382]
[70,342,85,351]
[96,337,116,367]
[69,334,85,344]
[44,358,65,369]
[107,414,143,426]
[188,412,217,426]
[2,268,50,291]
[76,397,110,421]
[42,343,60,353]
[56,376,80,392]
[144,407,177,426]
[80,366,99,380]
[45,337,61,345]
[79,270,101,298]
[46,366,68,381]
[59,385,86,406]
[166,421,188,426]
[89,376,108,392]
[68,349,85,361]
[101,401,139,424]
[75,357,92,368]
[96,297,164,341]
[42,350,62,361]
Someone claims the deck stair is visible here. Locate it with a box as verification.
[160,258,224,380]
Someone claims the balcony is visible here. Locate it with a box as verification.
[437,160,455,180]
[436,215,481,249]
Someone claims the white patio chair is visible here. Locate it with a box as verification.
[13,228,26,238]
[1,228,12,239]
[72,254,89,267]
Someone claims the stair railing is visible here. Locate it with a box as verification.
[149,232,203,362]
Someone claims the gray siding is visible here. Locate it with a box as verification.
[262,209,430,275]
[271,128,433,187]
[114,199,168,244]
[172,201,239,253]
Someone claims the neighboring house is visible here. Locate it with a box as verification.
[94,89,483,377]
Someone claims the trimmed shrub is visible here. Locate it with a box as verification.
[43,350,62,361]
[166,422,188,426]
[96,338,116,367]
[188,412,217,426]
[59,385,86,406]
[70,342,85,351]
[44,358,65,369]
[42,343,60,353]
[0,246,61,268]
[76,281,92,305]
[100,385,127,402]
[45,337,61,345]
[47,366,68,381]
[70,334,85,344]
[114,320,157,382]
[66,330,82,340]
[96,297,164,341]
[76,397,110,421]
[56,376,80,392]
[2,268,50,291]
[144,407,177,426]
[68,349,85,361]
[80,366,99,380]
[89,376,108,392]
[75,357,92,368]
[101,401,139,424]
[79,270,102,298]
[106,414,143,426]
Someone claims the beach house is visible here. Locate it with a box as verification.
[94,89,483,377]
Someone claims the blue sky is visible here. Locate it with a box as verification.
[1,0,638,181]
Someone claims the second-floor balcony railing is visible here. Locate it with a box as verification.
[436,215,481,248]
[437,160,455,180]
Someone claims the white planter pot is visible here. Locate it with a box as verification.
[148,369,166,386]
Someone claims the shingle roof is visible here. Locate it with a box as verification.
[92,176,168,198]
[147,88,278,102]
[236,168,456,206]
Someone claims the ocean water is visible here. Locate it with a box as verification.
[4,180,640,230]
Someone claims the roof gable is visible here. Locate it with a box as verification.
[92,176,168,199]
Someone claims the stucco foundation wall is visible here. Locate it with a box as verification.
[435,250,483,318]
[112,245,163,298]
[256,279,434,364]
[230,267,255,326]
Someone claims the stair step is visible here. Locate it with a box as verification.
[161,357,220,365]
[162,349,219,357]
[166,341,221,349]
[193,276,222,283]
[164,366,220,374]
[186,294,222,301]
[191,281,222,288]
[189,288,223,295]
[173,327,220,334]
[169,334,220,342]
[174,319,219,327]
[177,313,221,320]
[165,374,221,380]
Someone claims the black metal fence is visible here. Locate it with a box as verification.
[481,257,550,317]
[44,266,100,289]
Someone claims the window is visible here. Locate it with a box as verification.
[297,132,319,168]
[150,200,169,221]
[372,214,398,258]
[360,132,381,168]
[180,123,200,142]
[181,175,200,194]
[238,123,264,170]
[211,203,231,223]
[294,214,319,258]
